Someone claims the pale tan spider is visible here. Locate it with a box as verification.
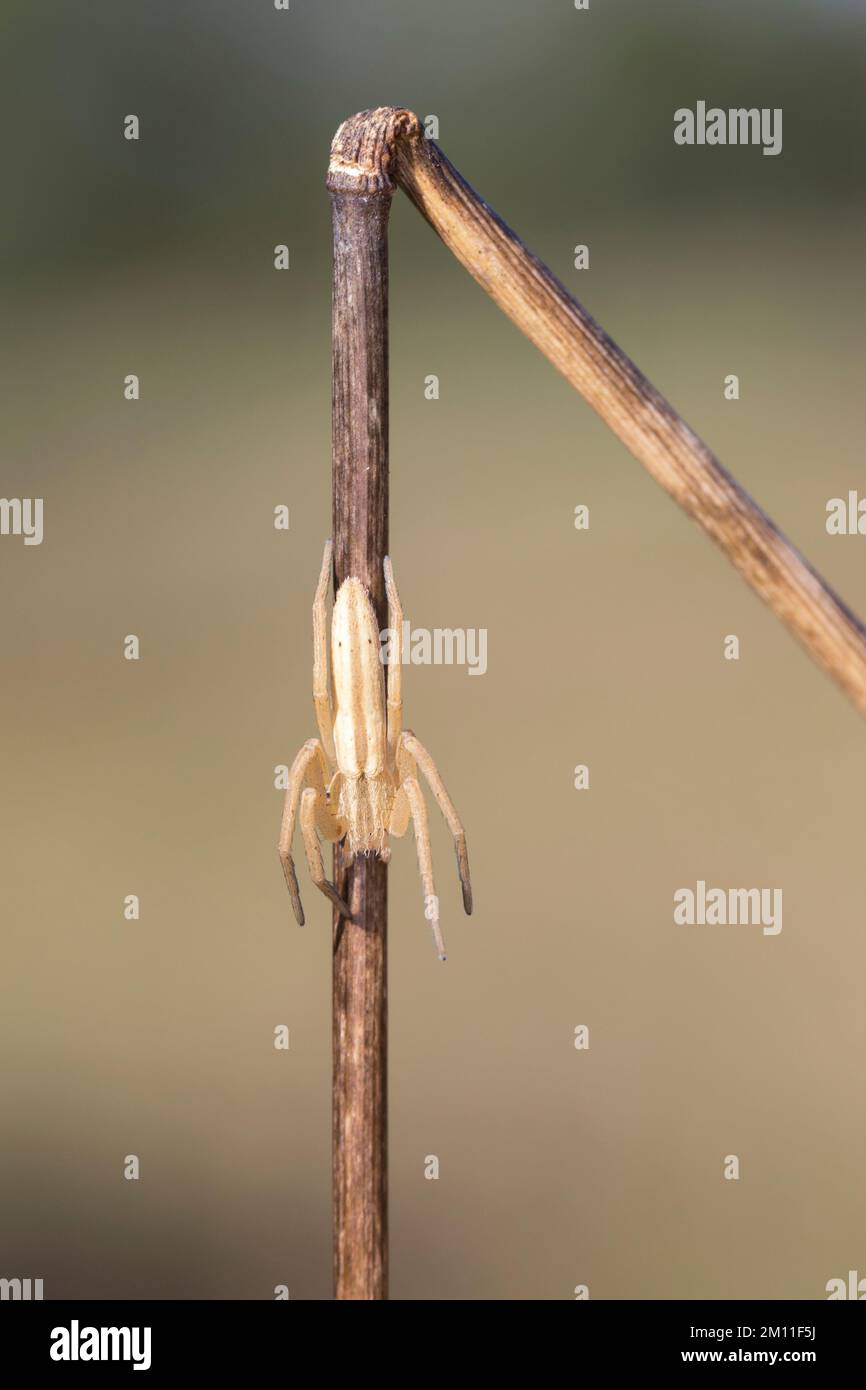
[278,540,472,960]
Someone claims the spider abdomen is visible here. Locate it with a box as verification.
[331,577,387,778]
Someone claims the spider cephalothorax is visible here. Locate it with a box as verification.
[278,541,472,959]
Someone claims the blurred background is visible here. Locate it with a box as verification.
[1,0,865,1300]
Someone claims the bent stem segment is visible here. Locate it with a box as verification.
[330,107,866,721]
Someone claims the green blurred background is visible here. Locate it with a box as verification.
[2,0,865,1300]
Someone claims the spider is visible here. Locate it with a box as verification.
[278,540,473,960]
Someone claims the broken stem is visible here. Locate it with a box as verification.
[329,107,866,720]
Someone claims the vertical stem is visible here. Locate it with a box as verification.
[328,185,391,1300]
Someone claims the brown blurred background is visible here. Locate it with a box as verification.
[1,0,865,1300]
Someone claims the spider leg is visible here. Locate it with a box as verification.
[278,737,342,925]
[278,740,318,925]
[402,775,447,961]
[387,784,411,837]
[313,539,337,764]
[383,555,403,766]
[398,730,473,915]
[300,786,353,920]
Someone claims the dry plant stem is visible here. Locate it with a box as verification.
[328,180,391,1300]
[329,108,866,720]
